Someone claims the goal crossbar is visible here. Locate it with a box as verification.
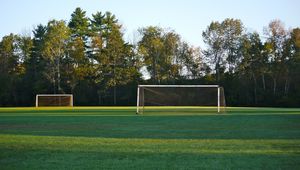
[138,85,219,88]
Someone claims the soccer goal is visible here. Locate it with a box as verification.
[35,94,73,107]
[136,85,226,114]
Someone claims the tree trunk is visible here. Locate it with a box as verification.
[97,90,102,105]
[113,86,117,105]
[273,77,276,95]
[215,54,221,83]
[57,58,62,93]
[216,67,220,83]
[216,58,220,83]
[53,66,56,94]
[284,77,289,96]
[113,55,117,105]
[152,54,157,83]
[57,65,60,93]
[70,82,76,94]
[261,74,266,90]
[252,73,257,104]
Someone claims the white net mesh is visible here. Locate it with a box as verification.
[36,95,73,107]
[137,85,225,114]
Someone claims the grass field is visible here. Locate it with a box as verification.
[0,107,300,169]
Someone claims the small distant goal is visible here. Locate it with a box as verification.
[35,94,73,107]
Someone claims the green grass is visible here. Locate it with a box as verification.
[0,107,300,169]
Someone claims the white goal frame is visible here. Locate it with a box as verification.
[136,85,224,114]
[35,94,73,107]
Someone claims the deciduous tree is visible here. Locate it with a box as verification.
[42,20,70,93]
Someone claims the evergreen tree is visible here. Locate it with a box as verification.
[68,7,90,39]
[0,34,22,105]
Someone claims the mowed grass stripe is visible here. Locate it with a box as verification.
[0,107,299,116]
[0,113,300,139]
[1,134,300,155]
[1,134,300,169]
[0,107,300,169]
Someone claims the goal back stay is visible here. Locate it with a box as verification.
[136,85,226,114]
[36,94,73,107]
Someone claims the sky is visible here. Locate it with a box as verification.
[1,0,299,47]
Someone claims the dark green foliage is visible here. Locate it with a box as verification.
[68,7,90,38]
[0,8,299,107]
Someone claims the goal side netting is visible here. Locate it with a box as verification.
[36,94,73,107]
[136,85,226,114]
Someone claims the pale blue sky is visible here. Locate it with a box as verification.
[1,0,299,47]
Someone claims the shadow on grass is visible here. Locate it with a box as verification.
[1,147,299,170]
[1,114,300,140]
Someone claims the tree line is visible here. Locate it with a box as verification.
[0,8,299,107]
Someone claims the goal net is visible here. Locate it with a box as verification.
[36,94,73,107]
[136,85,225,114]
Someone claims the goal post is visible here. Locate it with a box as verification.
[136,85,226,114]
[35,94,73,107]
